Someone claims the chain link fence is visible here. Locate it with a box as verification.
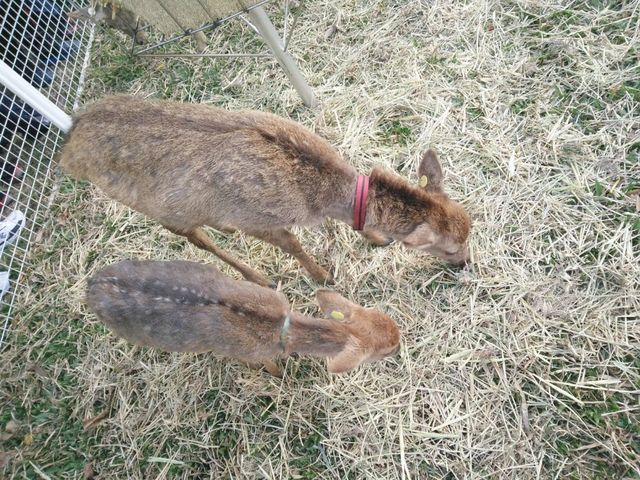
[0,0,93,345]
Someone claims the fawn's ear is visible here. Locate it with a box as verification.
[315,289,354,320]
[417,149,445,195]
[327,338,367,373]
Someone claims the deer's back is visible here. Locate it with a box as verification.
[86,260,289,360]
[61,96,355,230]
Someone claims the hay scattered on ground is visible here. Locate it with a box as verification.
[1,1,639,478]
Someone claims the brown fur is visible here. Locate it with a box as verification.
[86,260,400,375]
[61,96,470,286]
[369,168,470,243]
[368,168,444,235]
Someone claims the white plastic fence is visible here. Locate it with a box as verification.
[0,0,93,345]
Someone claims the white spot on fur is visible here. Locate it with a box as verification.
[180,287,188,292]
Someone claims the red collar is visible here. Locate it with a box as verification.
[353,175,369,231]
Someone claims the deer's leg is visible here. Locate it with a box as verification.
[248,228,334,284]
[360,229,393,247]
[192,31,207,53]
[165,226,275,288]
[216,225,237,234]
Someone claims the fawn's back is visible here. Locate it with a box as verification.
[87,260,290,362]
[87,260,401,374]
[61,96,355,232]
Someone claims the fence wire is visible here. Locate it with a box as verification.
[0,0,93,345]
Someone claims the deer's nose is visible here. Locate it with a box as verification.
[449,245,470,267]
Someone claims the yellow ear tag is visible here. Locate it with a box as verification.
[419,175,428,188]
[330,311,344,320]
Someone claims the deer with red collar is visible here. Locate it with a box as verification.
[61,96,470,287]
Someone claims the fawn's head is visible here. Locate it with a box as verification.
[315,289,400,373]
[370,149,471,266]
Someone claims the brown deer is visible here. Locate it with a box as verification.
[86,260,401,375]
[69,3,149,45]
[68,4,208,51]
[61,96,470,287]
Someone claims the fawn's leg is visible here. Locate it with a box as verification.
[165,226,275,288]
[262,359,283,377]
[244,359,283,377]
[248,228,333,284]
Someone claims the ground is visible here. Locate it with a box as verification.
[1,0,639,479]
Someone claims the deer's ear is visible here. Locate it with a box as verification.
[417,149,445,195]
[315,289,354,320]
[327,338,367,373]
[402,223,438,248]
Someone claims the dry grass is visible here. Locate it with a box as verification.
[1,0,639,478]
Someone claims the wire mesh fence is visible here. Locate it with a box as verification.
[0,0,93,345]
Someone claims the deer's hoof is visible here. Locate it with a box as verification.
[311,269,334,285]
[243,272,276,289]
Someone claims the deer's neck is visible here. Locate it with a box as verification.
[322,174,359,225]
[285,312,351,358]
[325,167,442,234]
